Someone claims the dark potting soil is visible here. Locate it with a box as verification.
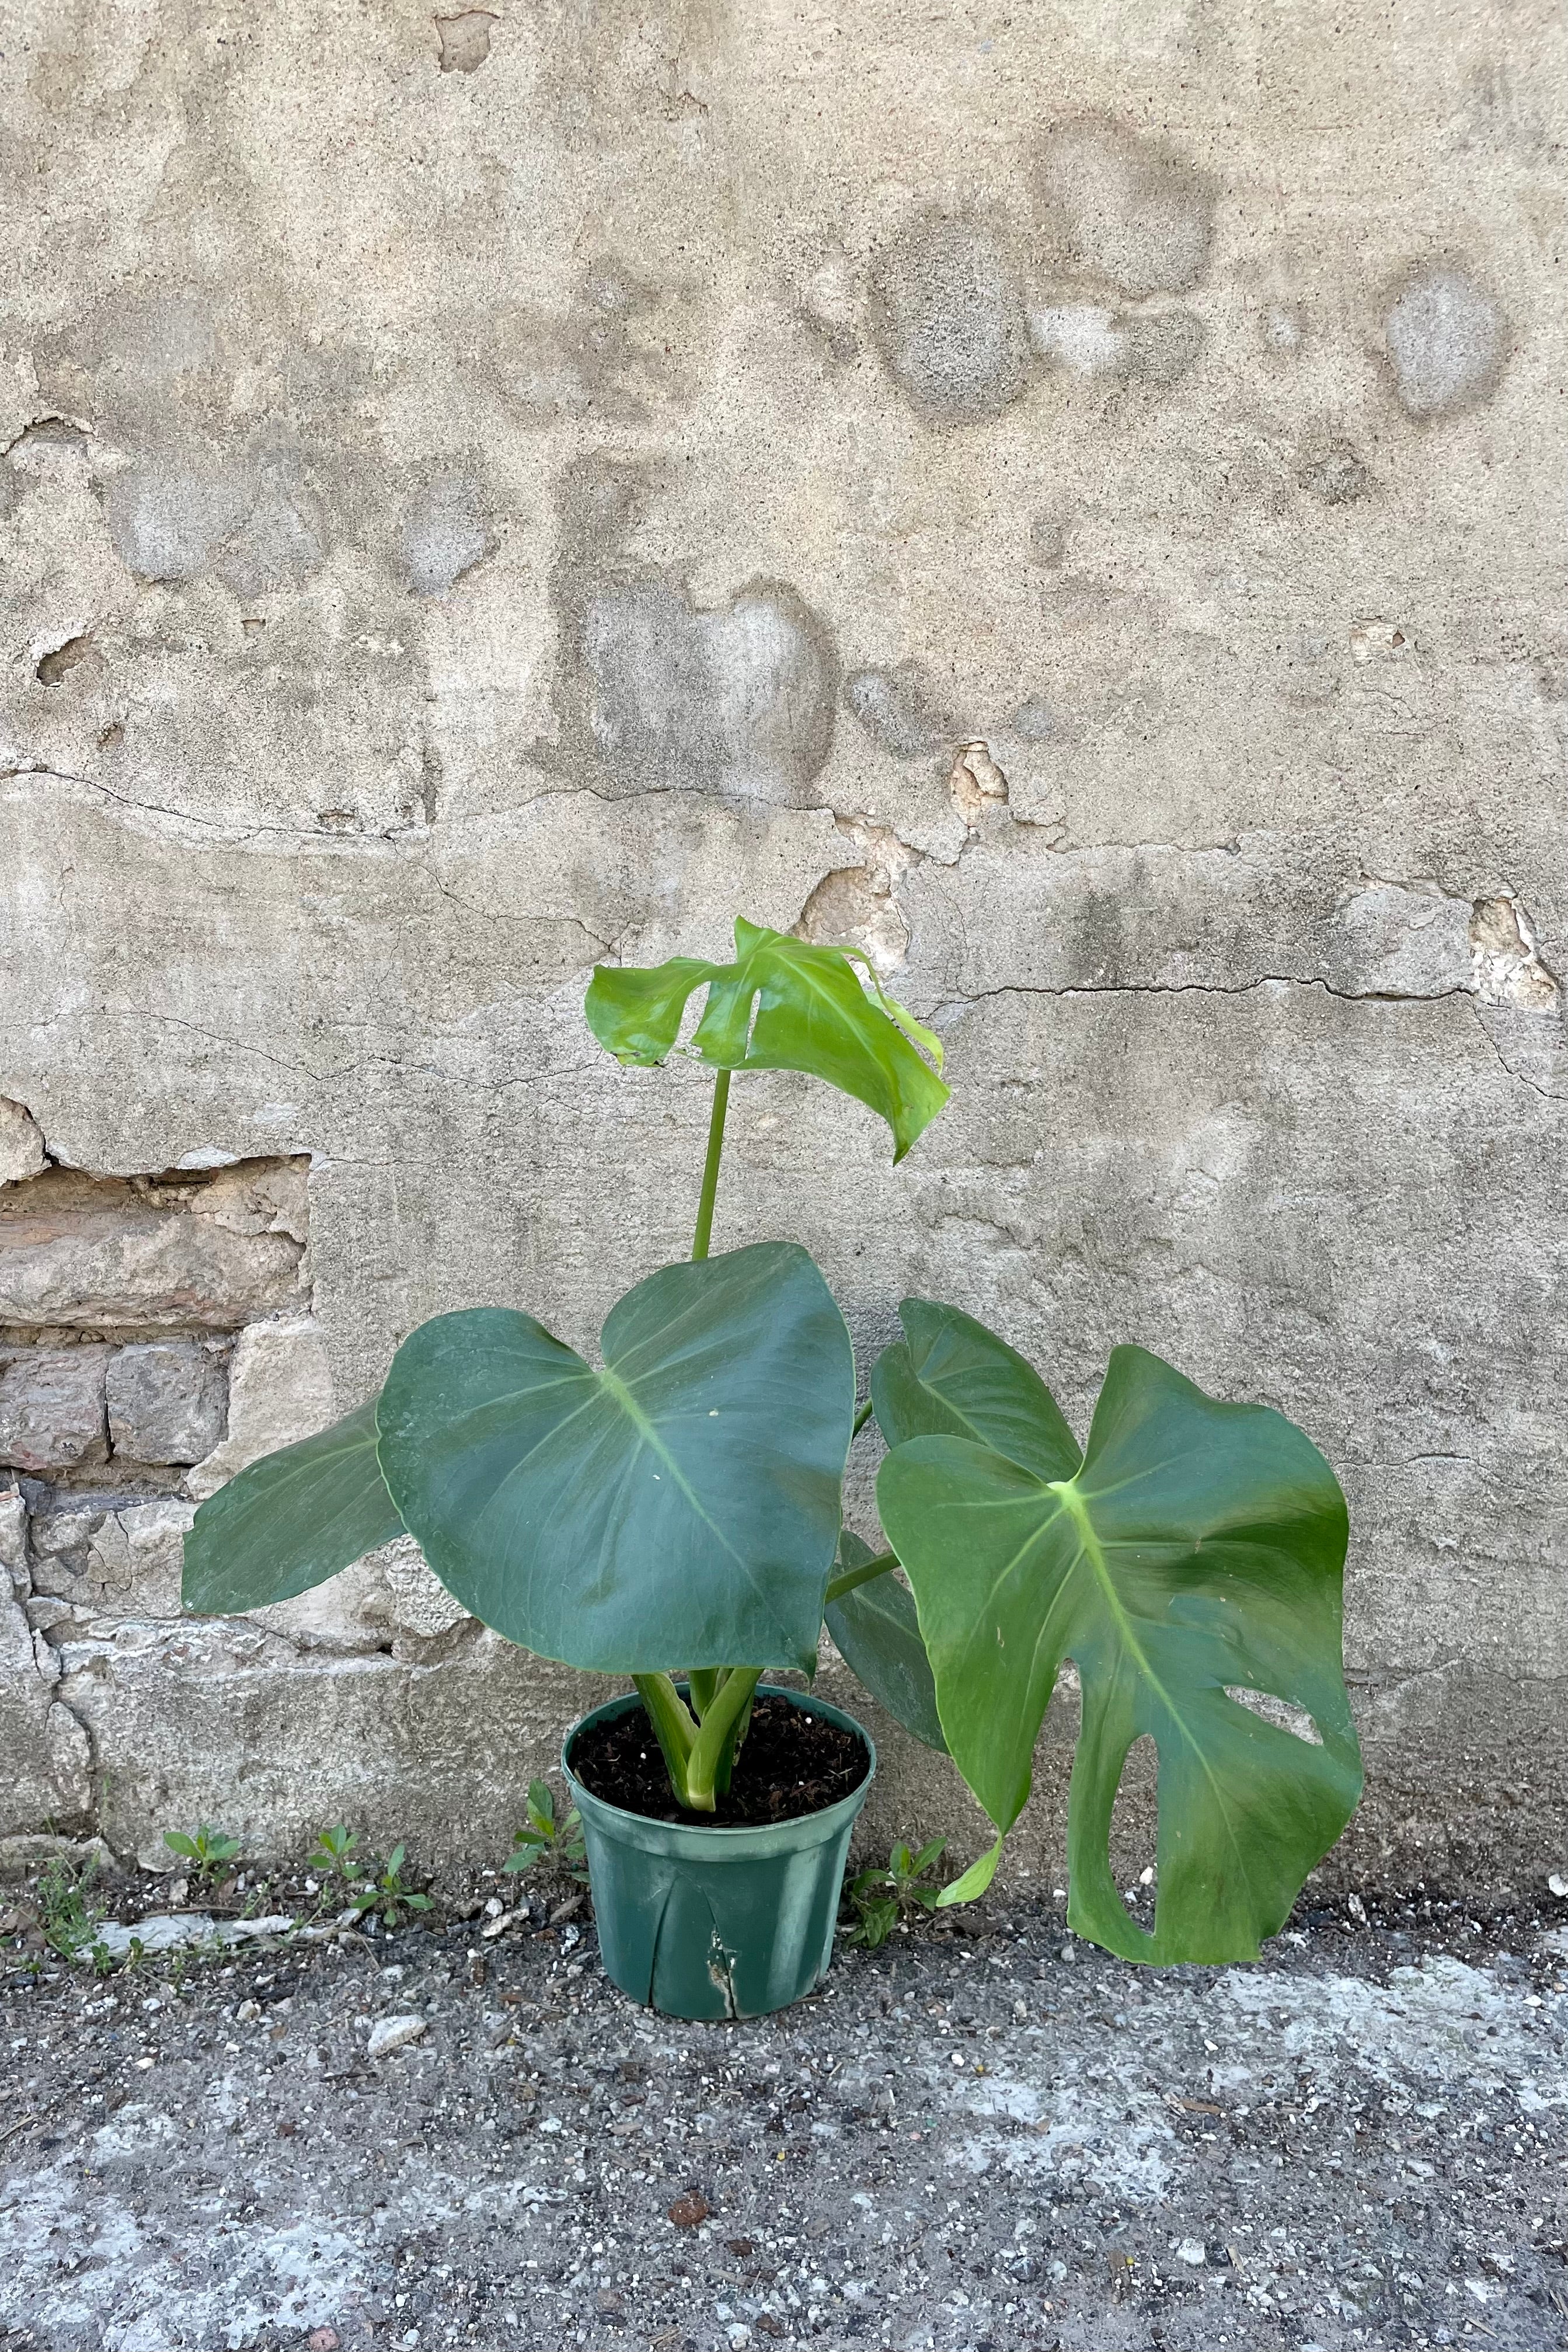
[570,1692,869,1826]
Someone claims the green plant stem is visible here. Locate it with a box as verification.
[824,1550,898,1605]
[691,1070,731,1260]
[715,1685,754,1797]
[632,1672,699,1796]
[684,1666,762,1811]
[853,1396,875,1435]
[687,1666,722,1717]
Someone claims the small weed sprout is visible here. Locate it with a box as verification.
[306,1825,361,1883]
[162,1825,243,1884]
[344,1845,433,1932]
[35,1851,106,1961]
[845,1837,949,1948]
[504,1780,589,1886]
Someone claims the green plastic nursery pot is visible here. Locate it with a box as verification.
[563,1687,875,2022]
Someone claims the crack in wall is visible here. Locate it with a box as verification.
[934,975,1481,1010]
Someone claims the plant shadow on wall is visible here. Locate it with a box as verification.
[183,918,1363,2016]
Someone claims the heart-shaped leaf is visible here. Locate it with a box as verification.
[585,917,949,1162]
[375,1241,854,1672]
[876,1311,1361,1964]
[182,1398,405,1615]
[825,1530,947,1754]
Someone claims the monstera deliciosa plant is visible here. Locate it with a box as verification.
[184,914,1361,1967]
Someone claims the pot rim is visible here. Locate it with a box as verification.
[562,1682,876,1844]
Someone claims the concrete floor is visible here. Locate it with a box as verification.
[2,1886,1566,2351]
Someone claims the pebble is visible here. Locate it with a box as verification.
[1176,2238,1206,2266]
[367,2016,428,2060]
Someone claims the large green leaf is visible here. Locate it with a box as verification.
[825,1531,947,1753]
[182,1398,405,1615]
[876,1320,1361,1964]
[375,1241,854,1673]
[584,917,949,1162]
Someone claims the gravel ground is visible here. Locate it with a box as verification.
[3,1874,1568,2352]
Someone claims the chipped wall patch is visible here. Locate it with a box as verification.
[1350,617,1409,664]
[949,741,1009,825]
[0,1102,47,1189]
[796,862,910,977]
[435,10,497,72]
[1471,897,1559,1011]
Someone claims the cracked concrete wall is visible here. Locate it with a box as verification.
[2,0,1565,1899]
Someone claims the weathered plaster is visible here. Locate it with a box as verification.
[2,0,1564,1894]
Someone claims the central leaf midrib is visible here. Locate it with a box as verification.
[597,1367,788,1638]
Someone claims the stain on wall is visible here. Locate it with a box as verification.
[1034,117,1216,298]
[869,214,1030,423]
[583,577,839,802]
[1382,263,1508,418]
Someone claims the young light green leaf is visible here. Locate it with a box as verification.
[935,1836,1005,1908]
[585,918,949,1162]
[182,1397,404,1616]
[375,1241,854,1674]
[878,1334,1362,1964]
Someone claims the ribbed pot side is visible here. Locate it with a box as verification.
[563,1687,876,2021]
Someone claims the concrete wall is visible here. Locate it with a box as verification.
[2,0,1563,1899]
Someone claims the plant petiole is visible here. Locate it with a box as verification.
[824,1549,898,1606]
[691,1069,731,1260]
[684,1667,762,1811]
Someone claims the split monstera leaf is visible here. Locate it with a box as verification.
[871,1302,1363,1961]
[183,918,1361,1962]
[584,915,949,1163]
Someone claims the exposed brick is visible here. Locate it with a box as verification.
[106,1342,228,1465]
[0,1162,307,1332]
[0,1347,110,1473]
